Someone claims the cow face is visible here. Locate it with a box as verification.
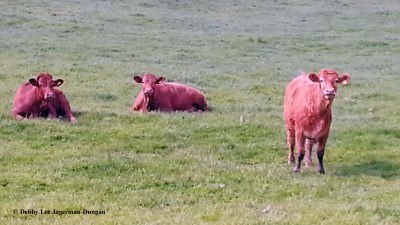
[29,73,63,100]
[308,69,351,101]
[134,74,165,97]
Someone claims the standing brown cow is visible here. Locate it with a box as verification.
[283,69,350,174]
[12,73,77,122]
[132,73,208,112]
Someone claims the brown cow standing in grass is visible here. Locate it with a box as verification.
[13,72,77,122]
[283,69,351,174]
[132,73,208,113]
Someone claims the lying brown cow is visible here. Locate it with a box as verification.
[12,72,77,122]
[132,73,208,112]
[283,69,350,174]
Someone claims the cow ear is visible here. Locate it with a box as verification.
[337,73,351,85]
[29,78,39,87]
[54,79,64,86]
[156,77,165,84]
[133,76,143,83]
[308,73,319,82]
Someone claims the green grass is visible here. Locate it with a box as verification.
[1,0,400,224]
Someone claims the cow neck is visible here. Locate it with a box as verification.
[308,87,333,115]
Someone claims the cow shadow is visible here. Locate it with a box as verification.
[39,110,85,122]
[334,160,400,179]
[72,110,129,119]
[72,110,86,117]
[71,110,111,118]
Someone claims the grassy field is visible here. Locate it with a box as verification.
[1,0,400,224]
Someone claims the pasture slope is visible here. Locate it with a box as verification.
[1,0,400,224]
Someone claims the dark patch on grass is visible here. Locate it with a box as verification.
[0,15,29,26]
[129,143,171,154]
[49,134,72,142]
[374,207,400,219]
[272,185,304,201]
[62,25,88,34]
[136,197,171,208]
[339,128,400,150]
[249,85,284,96]
[0,121,34,135]
[130,13,145,17]
[133,179,198,193]
[73,110,115,118]
[201,213,221,222]
[68,159,141,178]
[190,124,281,163]
[94,93,117,102]
[0,179,10,187]
[358,41,390,48]
[336,160,400,179]
[352,92,394,101]
[376,128,400,139]
[19,178,50,191]
[138,2,154,8]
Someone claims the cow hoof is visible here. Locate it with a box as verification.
[317,168,325,174]
[293,167,300,173]
[70,117,77,123]
[305,161,313,167]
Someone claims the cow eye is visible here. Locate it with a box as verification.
[319,79,324,83]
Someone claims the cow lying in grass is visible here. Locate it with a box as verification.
[283,69,351,174]
[132,73,208,113]
[13,72,77,122]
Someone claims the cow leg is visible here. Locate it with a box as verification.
[16,115,25,120]
[132,91,145,112]
[188,105,205,113]
[57,93,77,122]
[13,112,26,120]
[47,104,57,119]
[63,107,76,123]
[316,137,328,174]
[13,106,31,120]
[305,138,314,167]
[294,131,306,173]
[62,105,76,122]
[193,99,208,112]
[28,111,37,119]
[286,129,295,164]
[187,106,197,113]
[189,102,205,113]
[28,106,40,119]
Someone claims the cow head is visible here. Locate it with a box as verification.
[29,73,63,100]
[308,69,351,101]
[133,74,165,97]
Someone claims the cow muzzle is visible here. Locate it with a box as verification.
[324,94,335,100]
[144,88,153,96]
[323,89,336,100]
[44,92,55,100]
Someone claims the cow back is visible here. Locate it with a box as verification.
[146,82,206,111]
